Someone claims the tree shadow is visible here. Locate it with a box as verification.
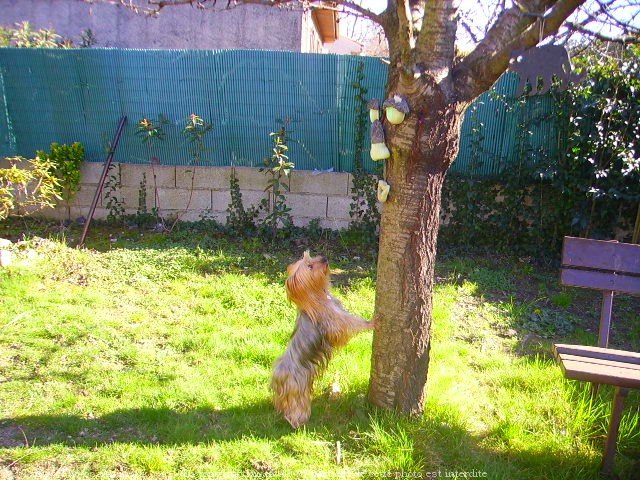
[435,252,640,356]
[0,386,380,449]
[0,400,287,449]
[2,394,636,480]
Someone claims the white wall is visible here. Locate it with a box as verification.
[0,0,303,51]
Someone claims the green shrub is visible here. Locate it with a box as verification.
[440,44,639,255]
[36,142,85,204]
[0,156,61,219]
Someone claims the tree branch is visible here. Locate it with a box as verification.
[459,19,480,45]
[453,0,586,102]
[396,0,416,65]
[564,19,640,43]
[456,1,549,71]
[415,0,458,73]
[344,2,386,24]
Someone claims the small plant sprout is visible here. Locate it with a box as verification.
[184,114,213,162]
[260,120,294,238]
[135,115,168,223]
[135,116,168,145]
[167,113,213,231]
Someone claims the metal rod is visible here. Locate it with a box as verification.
[78,115,127,247]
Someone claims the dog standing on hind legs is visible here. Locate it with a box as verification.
[271,251,374,428]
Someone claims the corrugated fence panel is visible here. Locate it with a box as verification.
[0,53,13,156]
[453,72,561,176]
[0,48,561,175]
[336,56,387,173]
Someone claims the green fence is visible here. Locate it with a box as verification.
[0,48,563,175]
[456,73,564,176]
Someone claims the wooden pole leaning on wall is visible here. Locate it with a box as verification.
[78,116,127,248]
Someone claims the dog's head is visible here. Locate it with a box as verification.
[285,251,330,315]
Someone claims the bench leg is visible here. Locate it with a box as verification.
[601,387,629,477]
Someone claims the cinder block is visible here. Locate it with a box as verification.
[176,166,231,190]
[38,206,93,222]
[211,190,232,212]
[199,211,227,224]
[290,216,350,231]
[79,161,105,184]
[326,196,352,220]
[158,209,217,223]
[68,184,100,207]
[238,190,269,210]
[286,193,327,218]
[89,207,110,221]
[119,164,166,188]
[156,187,212,211]
[292,216,313,228]
[234,167,272,191]
[290,171,350,196]
[36,205,66,220]
[320,218,351,231]
[103,186,139,210]
[149,165,176,188]
[68,207,92,221]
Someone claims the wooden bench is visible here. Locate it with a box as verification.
[552,236,640,477]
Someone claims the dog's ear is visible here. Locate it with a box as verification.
[303,250,311,261]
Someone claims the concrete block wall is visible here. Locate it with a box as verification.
[39,163,360,229]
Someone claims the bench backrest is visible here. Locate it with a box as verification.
[561,237,640,295]
[561,236,640,348]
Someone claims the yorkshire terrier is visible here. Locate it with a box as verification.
[271,251,373,428]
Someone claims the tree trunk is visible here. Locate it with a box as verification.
[368,79,465,414]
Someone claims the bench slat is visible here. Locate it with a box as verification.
[557,356,640,389]
[560,268,640,295]
[560,353,640,373]
[562,236,640,275]
[554,344,640,389]
[554,344,640,365]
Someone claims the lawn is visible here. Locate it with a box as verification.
[0,219,638,480]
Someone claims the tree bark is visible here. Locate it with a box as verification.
[367,0,585,417]
[368,73,466,413]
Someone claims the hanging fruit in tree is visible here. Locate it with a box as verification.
[383,94,410,125]
[370,120,390,161]
[368,99,380,122]
[377,179,390,203]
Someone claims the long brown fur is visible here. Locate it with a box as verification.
[271,251,373,428]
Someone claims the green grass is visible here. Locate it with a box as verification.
[0,221,639,479]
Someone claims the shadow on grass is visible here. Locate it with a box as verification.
[436,252,640,355]
[2,397,633,480]
[0,400,287,448]
[0,217,378,285]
